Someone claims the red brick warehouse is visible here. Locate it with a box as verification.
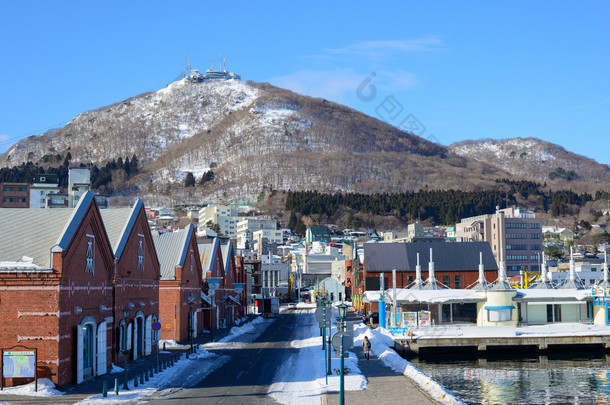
[153,224,203,343]
[100,199,161,367]
[0,192,114,386]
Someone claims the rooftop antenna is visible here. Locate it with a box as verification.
[185,53,187,77]
[409,252,423,289]
[211,55,214,70]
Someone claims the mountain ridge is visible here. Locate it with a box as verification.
[1,78,608,202]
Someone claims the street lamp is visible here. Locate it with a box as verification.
[337,302,349,405]
[186,294,197,354]
[121,307,131,390]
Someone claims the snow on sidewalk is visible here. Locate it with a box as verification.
[0,378,64,398]
[353,324,465,405]
[267,308,367,405]
[0,316,273,404]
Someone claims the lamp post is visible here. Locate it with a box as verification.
[326,297,331,377]
[121,307,131,390]
[186,294,196,353]
[337,302,348,405]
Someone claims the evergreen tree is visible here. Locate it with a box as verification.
[184,172,196,187]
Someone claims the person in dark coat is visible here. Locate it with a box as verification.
[362,336,371,360]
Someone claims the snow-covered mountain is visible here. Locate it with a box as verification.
[1,78,607,201]
[449,138,610,183]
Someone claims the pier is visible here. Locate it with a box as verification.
[396,332,610,355]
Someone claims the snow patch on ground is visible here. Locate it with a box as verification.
[0,378,64,397]
[268,308,366,405]
[354,324,465,405]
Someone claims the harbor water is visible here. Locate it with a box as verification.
[412,352,610,404]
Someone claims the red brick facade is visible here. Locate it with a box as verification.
[0,193,115,386]
[111,204,161,366]
[159,227,203,343]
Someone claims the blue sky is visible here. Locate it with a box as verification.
[1,1,608,164]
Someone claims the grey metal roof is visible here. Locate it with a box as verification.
[100,200,143,259]
[198,238,219,274]
[152,225,193,280]
[363,241,499,273]
[0,191,95,269]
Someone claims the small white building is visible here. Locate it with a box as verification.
[260,253,290,297]
[29,173,61,208]
[236,218,277,249]
[199,204,240,237]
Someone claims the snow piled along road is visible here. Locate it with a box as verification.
[268,305,367,405]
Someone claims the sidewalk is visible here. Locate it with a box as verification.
[322,346,439,405]
[0,333,215,405]
[323,310,439,405]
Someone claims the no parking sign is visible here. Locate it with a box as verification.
[152,321,161,331]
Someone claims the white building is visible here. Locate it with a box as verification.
[291,242,347,286]
[68,168,91,207]
[236,218,277,249]
[260,253,290,297]
[548,262,605,287]
[29,174,61,208]
[199,204,240,237]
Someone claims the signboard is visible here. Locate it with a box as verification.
[233,283,244,294]
[2,351,35,378]
[314,307,325,324]
[1,347,38,391]
[331,332,353,353]
[207,277,222,294]
[151,321,161,331]
[403,312,418,328]
[165,324,172,329]
[418,310,431,327]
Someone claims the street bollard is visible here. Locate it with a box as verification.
[170,356,174,366]
[114,378,119,395]
[140,370,144,385]
[145,368,149,382]
[134,373,139,387]
[102,380,107,397]
[149,366,153,378]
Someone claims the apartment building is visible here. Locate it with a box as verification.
[0,182,29,208]
[199,204,240,237]
[236,218,277,249]
[455,206,542,276]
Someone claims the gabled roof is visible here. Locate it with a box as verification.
[99,200,143,259]
[219,237,234,276]
[364,241,499,273]
[152,224,194,280]
[0,191,95,269]
[198,237,220,274]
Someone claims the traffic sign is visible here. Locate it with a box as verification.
[331,332,353,352]
[152,321,161,331]
[314,307,325,324]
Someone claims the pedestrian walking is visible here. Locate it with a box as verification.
[362,336,371,360]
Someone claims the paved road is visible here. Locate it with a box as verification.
[146,309,312,405]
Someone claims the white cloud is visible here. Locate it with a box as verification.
[302,36,445,64]
[269,69,365,103]
[269,69,418,104]
[326,36,445,57]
